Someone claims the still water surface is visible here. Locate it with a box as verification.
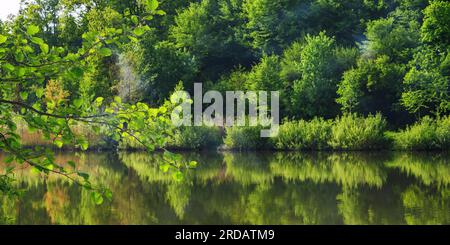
[1,151,449,224]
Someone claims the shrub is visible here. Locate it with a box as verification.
[273,118,332,150]
[391,116,450,150]
[15,116,108,149]
[436,116,450,149]
[224,125,271,150]
[329,113,388,150]
[169,126,223,150]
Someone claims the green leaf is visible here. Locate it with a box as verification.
[91,192,104,205]
[131,15,139,25]
[4,155,14,164]
[5,166,15,174]
[155,10,166,16]
[99,48,112,57]
[104,190,113,201]
[20,91,28,101]
[30,37,44,45]
[27,25,40,36]
[146,0,159,11]
[54,140,63,148]
[188,161,198,168]
[173,171,184,182]
[164,151,182,162]
[127,35,139,42]
[159,164,170,173]
[15,51,24,63]
[94,97,104,106]
[46,100,55,110]
[0,35,7,44]
[114,96,122,104]
[69,67,84,78]
[144,15,153,21]
[17,67,26,77]
[45,163,54,171]
[67,161,76,169]
[73,98,83,109]
[80,140,89,151]
[77,172,90,180]
[105,108,115,114]
[2,63,15,72]
[39,43,49,54]
[124,8,131,17]
[31,167,41,174]
[133,27,146,37]
[35,88,44,98]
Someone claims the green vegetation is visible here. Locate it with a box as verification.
[0,0,196,203]
[273,118,332,150]
[168,126,223,150]
[245,114,388,151]
[329,113,387,150]
[224,125,271,150]
[1,0,450,204]
[389,116,450,150]
[1,151,449,224]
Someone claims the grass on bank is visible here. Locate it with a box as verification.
[272,113,388,151]
[15,117,108,150]
[273,118,332,150]
[13,114,450,152]
[224,124,272,150]
[119,125,223,151]
[388,116,450,151]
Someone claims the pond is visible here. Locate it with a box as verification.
[1,151,449,225]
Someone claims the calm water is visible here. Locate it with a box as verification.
[1,151,449,225]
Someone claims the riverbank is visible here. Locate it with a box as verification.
[13,114,450,152]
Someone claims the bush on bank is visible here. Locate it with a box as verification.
[224,125,271,150]
[389,116,450,150]
[273,118,332,150]
[328,113,388,150]
[119,125,223,150]
[15,113,449,152]
[168,126,223,150]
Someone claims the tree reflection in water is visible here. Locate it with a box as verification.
[0,151,449,224]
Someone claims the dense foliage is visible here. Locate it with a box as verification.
[0,0,196,203]
[1,0,449,201]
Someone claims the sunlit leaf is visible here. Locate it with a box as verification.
[173,171,184,182]
[99,48,112,57]
[146,0,159,11]
[27,25,40,36]
[188,161,198,168]
[91,192,104,205]
[73,98,83,109]
[20,91,28,101]
[94,97,104,106]
[114,96,122,104]
[54,140,63,148]
[0,35,7,44]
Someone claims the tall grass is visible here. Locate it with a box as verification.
[119,126,223,150]
[13,112,450,152]
[390,116,450,150]
[224,125,271,150]
[15,117,107,149]
[328,113,388,150]
[169,126,223,150]
[273,118,332,150]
